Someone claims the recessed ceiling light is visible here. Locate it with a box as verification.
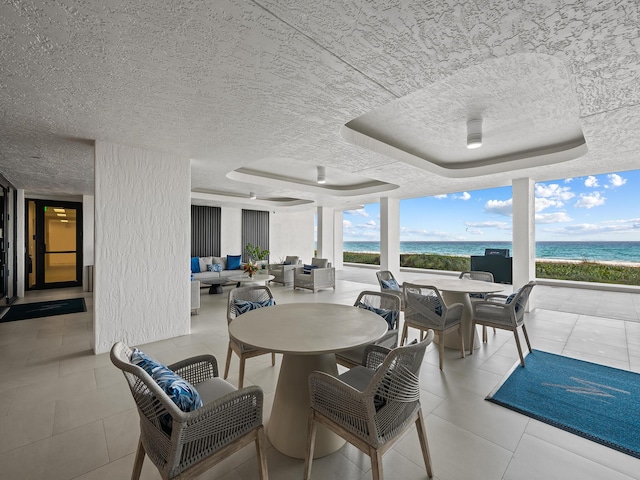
[57,213,67,217]
[54,208,65,213]
[61,220,68,223]
[249,192,256,200]
[317,166,326,184]
[467,118,483,149]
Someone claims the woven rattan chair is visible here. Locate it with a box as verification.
[110,342,268,480]
[402,282,465,370]
[470,281,536,366]
[335,290,402,369]
[293,258,336,292]
[225,285,276,388]
[459,270,496,341]
[376,270,403,309]
[305,332,435,480]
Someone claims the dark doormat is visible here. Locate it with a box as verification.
[0,298,87,323]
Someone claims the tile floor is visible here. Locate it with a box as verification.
[1,266,639,480]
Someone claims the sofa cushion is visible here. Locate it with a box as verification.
[191,257,201,274]
[285,256,299,265]
[207,263,223,272]
[311,258,329,268]
[303,264,318,274]
[198,256,213,273]
[212,256,227,270]
[227,255,242,270]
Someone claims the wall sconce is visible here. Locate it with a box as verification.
[317,166,326,184]
[249,192,256,200]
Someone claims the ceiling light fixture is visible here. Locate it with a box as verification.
[249,192,256,200]
[317,166,326,184]
[466,118,483,149]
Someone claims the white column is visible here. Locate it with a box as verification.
[316,206,335,265]
[16,189,25,298]
[512,177,536,310]
[93,141,191,354]
[380,197,400,275]
[82,195,94,292]
[333,210,343,269]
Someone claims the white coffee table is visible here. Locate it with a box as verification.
[228,303,388,459]
[228,273,274,287]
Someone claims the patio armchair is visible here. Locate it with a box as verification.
[268,255,301,286]
[305,332,435,480]
[225,285,277,388]
[110,342,269,480]
[335,290,402,368]
[402,282,465,370]
[293,257,335,293]
[470,281,536,366]
[376,270,403,309]
[459,270,496,341]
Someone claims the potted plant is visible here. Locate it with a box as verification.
[245,243,270,270]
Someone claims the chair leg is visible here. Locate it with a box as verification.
[513,330,525,367]
[304,410,318,480]
[522,324,532,353]
[420,329,425,341]
[482,325,487,343]
[369,446,383,480]
[271,352,276,366]
[469,321,476,355]
[255,425,269,480]
[415,409,433,478]
[224,343,232,379]
[400,322,409,346]
[238,356,246,389]
[131,438,145,480]
[438,333,445,370]
[458,325,465,359]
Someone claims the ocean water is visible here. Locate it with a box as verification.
[342,241,640,264]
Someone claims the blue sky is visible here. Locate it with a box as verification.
[343,169,640,242]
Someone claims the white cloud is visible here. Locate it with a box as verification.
[535,183,574,201]
[343,219,352,229]
[344,208,369,218]
[607,173,627,188]
[545,218,640,236]
[434,194,447,199]
[584,175,599,187]
[535,212,572,224]
[465,221,510,230]
[564,178,573,183]
[484,198,512,216]
[454,192,471,200]
[575,192,606,209]
[535,197,564,212]
[466,228,483,235]
[366,220,376,227]
[400,227,462,240]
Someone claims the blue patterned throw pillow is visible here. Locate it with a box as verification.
[131,349,203,412]
[380,279,400,291]
[303,264,318,274]
[357,302,399,330]
[212,263,222,272]
[505,288,522,311]
[234,298,275,315]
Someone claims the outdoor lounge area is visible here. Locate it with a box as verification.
[1,265,639,480]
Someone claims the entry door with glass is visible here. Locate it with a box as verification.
[27,200,82,289]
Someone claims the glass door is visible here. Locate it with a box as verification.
[28,200,82,289]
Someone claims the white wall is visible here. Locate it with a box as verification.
[93,141,190,354]
[270,209,315,264]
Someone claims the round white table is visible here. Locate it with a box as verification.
[228,303,388,459]
[228,273,274,287]
[411,277,505,349]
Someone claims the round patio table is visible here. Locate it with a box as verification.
[228,302,388,459]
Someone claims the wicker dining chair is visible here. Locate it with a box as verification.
[376,270,403,309]
[402,282,465,370]
[110,342,268,480]
[335,290,402,369]
[459,270,496,342]
[469,281,536,366]
[305,332,435,480]
[225,285,276,388]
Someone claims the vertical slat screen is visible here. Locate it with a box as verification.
[191,205,221,257]
[241,209,270,262]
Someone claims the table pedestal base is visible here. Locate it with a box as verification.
[268,353,345,459]
[440,291,480,351]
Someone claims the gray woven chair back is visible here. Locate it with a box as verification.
[512,281,536,323]
[227,285,274,323]
[459,270,494,282]
[354,290,401,329]
[376,270,396,287]
[403,283,448,329]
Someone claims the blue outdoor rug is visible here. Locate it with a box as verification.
[0,298,86,323]
[487,350,640,458]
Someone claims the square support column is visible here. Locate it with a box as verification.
[316,206,336,266]
[380,197,400,276]
[512,178,536,310]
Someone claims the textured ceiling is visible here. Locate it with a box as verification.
[0,0,639,210]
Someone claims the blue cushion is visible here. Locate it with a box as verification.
[380,278,400,291]
[212,263,222,272]
[131,349,203,412]
[191,257,201,273]
[506,288,521,311]
[234,298,275,315]
[283,261,292,265]
[226,255,242,270]
[357,302,399,330]
[303,264,318,274]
